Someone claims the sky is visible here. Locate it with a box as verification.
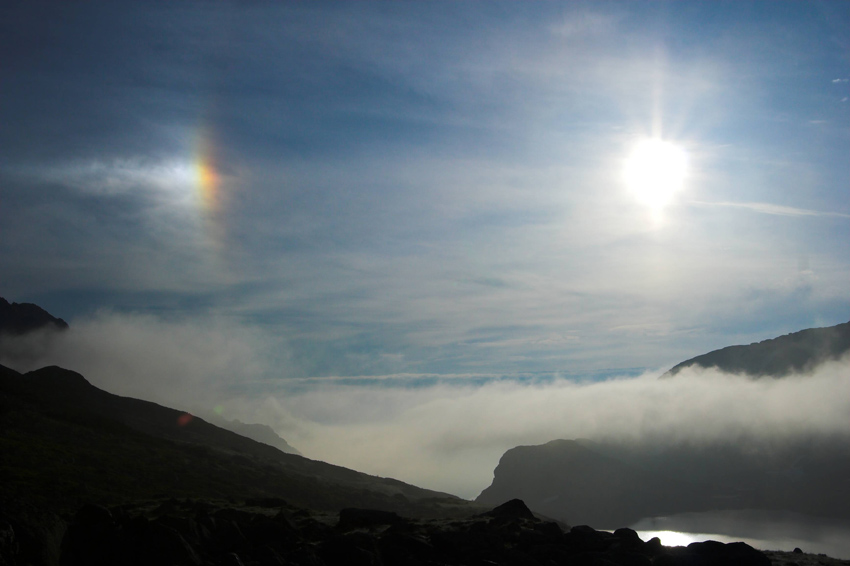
[1,1,849,497]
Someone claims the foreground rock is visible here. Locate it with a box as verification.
[55,498,775,566]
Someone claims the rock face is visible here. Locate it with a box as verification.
[0,296,68,335]
[56,498,772,566]
[663,321,850,378]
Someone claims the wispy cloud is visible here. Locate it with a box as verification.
[1,2,848,388]
[0,311,286,409]
[691,200,850,219]
[13,158,195,199]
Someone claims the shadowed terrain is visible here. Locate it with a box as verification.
[1,362,789,566]
[56,498,779,566]
[0,362,477,564]
[0,363,463,514]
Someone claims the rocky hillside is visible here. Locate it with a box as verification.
[0,363,460,513]
[663,321,850,378]
[0,362,478,564]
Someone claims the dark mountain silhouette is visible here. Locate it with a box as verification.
[663,321,850,378]
[477,439,711,528]
[1,361,485,565]
[0,296,70,371]
[477,437,850,528]
[0,296,68,335]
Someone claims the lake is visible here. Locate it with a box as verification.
[631,510,850,560]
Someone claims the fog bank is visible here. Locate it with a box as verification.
[2,312,848,499]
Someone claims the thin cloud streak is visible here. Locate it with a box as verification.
[690,200,850,219]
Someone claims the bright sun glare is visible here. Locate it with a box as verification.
[624,139,688,210]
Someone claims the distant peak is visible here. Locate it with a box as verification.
[0,296,69,335]
[663,321,850,379]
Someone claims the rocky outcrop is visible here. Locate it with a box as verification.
[57,498,772,566]
[663,321,850,378]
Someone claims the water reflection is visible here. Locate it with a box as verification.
[631,510,850,560]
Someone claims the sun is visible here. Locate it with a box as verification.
[624,138,687,209]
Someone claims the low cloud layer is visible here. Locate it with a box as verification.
[251,361,850,498]
[2,313,848,499]
[0,311,283,409]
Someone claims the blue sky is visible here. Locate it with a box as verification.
[2,0,848,380]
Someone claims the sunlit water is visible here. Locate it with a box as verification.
[630,510,850,560]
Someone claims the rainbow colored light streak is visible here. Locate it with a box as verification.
[194,133,221,215]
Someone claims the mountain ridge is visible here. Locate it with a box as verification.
[0,296,69,335]
[663,321,850,378]
[0,294,303,457]
[0,362,465,515]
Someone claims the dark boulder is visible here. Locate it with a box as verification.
[686,540,771,566]
[485,498,536,520]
